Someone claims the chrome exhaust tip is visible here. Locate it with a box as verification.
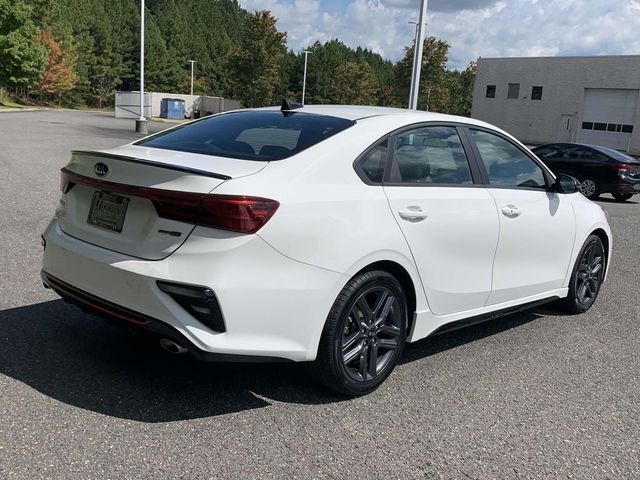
[159,338,189,355]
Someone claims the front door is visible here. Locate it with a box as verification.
[466,128,576,305]
[383,125,499,316]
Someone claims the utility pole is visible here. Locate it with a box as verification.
[188,60,197,96]
[301,50,311,105]
[135,0,148,133]
[408,0,429,110]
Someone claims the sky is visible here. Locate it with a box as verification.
[238,0,640,70]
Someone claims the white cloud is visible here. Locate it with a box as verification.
[239,0,640,69]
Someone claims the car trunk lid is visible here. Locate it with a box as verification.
[57,146,268,260]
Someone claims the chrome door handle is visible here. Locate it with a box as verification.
[398,207,428,222]
[501,205,521,218]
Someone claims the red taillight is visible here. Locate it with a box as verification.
[151,192,279,234]
[611,163,634,174]
[60,168,279,234]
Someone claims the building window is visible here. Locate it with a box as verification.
[593,123,607,131]
[622,125,634,133]
[507,83,520,99]
[531,86,543,100]
[486,85,496,98]
[582,122,594,130]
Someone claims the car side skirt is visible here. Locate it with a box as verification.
[408,288,568,342]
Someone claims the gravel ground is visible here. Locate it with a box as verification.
[0,110,638,479]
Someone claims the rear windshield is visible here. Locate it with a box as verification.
[589,145,639,163]
[136,110,355,161]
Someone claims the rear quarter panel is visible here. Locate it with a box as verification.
[211,116,431,314]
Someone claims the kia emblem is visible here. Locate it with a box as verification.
[94,162,109,177]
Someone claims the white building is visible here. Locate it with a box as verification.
[471,55,640,154]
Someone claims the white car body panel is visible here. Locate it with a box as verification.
[383,185,499,315]
[41,105,613,362]
[485,188,576,305]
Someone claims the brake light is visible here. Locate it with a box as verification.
[151,193,279,234]
[611,163,634,174]
[60,168,279,234]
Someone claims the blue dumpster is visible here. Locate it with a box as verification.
[160,98,185,119]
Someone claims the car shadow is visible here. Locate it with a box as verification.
[0,299,543,423]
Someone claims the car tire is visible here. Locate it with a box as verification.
[612,193,633,202]
[310,270,407,396]
[579,177,601,200]
[554,235,606,314]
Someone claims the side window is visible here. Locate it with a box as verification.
[356,138,388,184]
[390,126,473,185]
[533,146,560,158]
[562,147,604,161]
[469,129,547,189]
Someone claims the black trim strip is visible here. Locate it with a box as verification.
[71,150,232,181]
[429,296,560,337]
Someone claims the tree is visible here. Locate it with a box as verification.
[393,36,450,111]
[36,28,78,98]
[227,10,286,107]
[0,0,47,92]
[331,61,377,105]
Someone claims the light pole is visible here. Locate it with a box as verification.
[301,50,311,105]
[408,0,429,110]
[188,60,197,96]
[135,0,147,133]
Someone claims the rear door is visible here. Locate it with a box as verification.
[464,128,576,305]
[383,124,499,316]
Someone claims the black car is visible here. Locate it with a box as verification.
[532,143,640,201]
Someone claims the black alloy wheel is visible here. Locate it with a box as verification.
[612,193,633,202]
[311,270,407,396]
[555,235,606,313]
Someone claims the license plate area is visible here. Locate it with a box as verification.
[87,191,129,232]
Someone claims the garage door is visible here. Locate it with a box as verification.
[578,89,638,151]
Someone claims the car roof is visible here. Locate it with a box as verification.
[256,104,493,126]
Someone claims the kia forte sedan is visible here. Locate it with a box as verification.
[41,103,612,395]
[532,142,640,201]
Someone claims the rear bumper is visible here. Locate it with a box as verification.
[603,177,640,194]
[41,272,289,362]
[42,220,346,361]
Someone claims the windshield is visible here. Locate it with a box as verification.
[136,110,355,161]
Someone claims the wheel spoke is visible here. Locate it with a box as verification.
[342,330,362,352]
[358,345,369,379]
[591,257,603,275]
[372,290,390,317]
[577,282,589,303]
[375,296,395,327]
[378,324,401,337]
[378,338,398,351]
[343,340,364,365]
[356,298,373,322]
[368,343,378,378]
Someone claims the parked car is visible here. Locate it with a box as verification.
[531,143,640,201]
[41,103,612,396]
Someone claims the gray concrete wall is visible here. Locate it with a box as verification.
[471,55,640,153]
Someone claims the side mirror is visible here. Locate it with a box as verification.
[554,174,580,194]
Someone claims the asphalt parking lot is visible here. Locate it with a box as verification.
[1,110,639,479]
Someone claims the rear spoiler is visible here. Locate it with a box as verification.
[71,150,232,181]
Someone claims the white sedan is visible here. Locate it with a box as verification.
[41,103,612,395]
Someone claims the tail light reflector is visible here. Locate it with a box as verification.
[611,163,634,174]
[60,168,279,234]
